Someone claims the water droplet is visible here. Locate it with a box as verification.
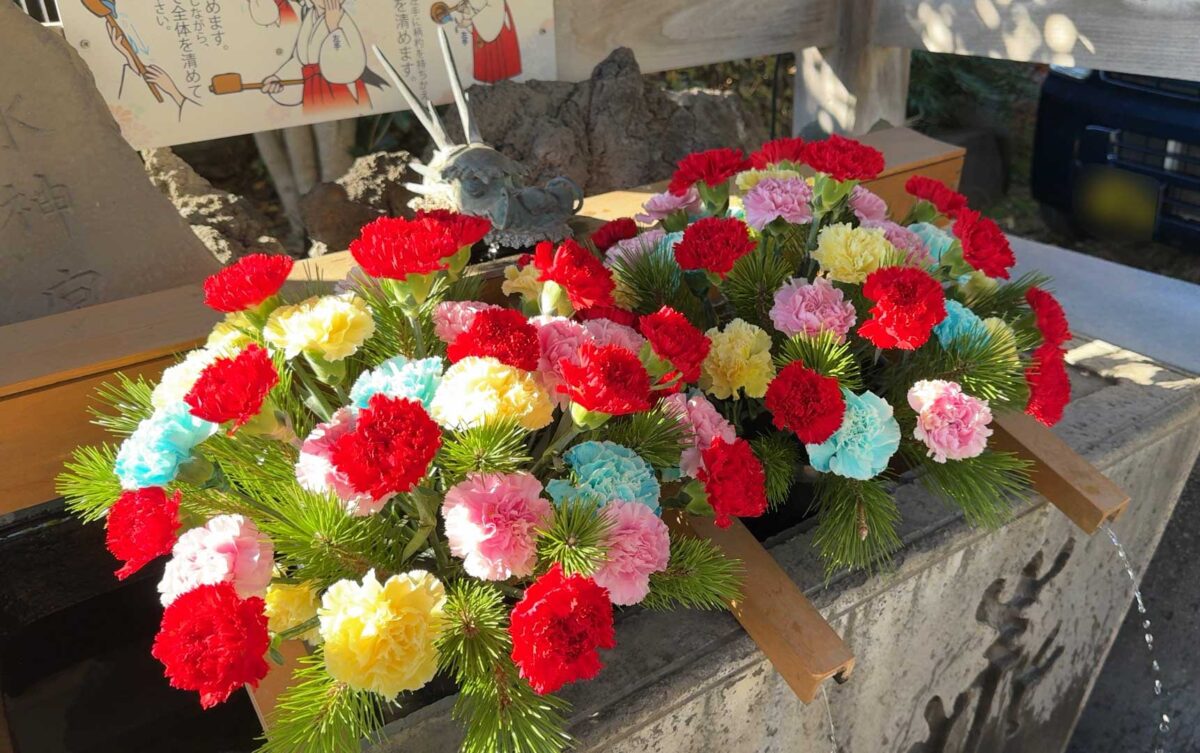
[1144,619,1152,629]
[1154,680,1163,695]
[1163,714,1171,723]
[1153,661,1161,672]
[1160,722,1171,733]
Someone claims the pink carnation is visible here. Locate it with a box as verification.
[865,220,932,266]
[532,316,591,404]
[769,277,857,342]
[593,500,670,606]
[582,318,646,355]
[606,227,665,266]
[434,300,501,344]
[907,379,993,463]
[442,472,553,581]
[849,185,888,224]
[158,514,273,606]
[743,177,814,231]
[635,187,701,223]
[295,408,391,516]
[661,392,736,477]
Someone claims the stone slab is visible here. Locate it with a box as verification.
[0,5,216,326]
[372,339,1200,752]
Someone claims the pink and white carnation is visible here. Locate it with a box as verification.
[865,220,932,266]
[907,379,993,463]
[593,499,670,605]
[742,176,814,231]
[661,392,736,477]
[582,318,646,355]
[295,408,390,516]
[769,276,857,342]
[433,300,501,344]
[636,186,701,223]
[849,185,888,224]
[158,514,273,606]
[442,472,553,581]
[532,316,591,403]
[606,227,665,266]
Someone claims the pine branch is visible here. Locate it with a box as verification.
[57,444,122,523]
[961,271,1049,320]
[438,419,533,484]
[536,500,611,577]
[750,433,801,509]
[812,475,902,573]
[438,581,513,685]
[259,650,387,753]
[904,444,1032,529]
[600,406,687,470]
[880,328,1027,409]
[610,246,705,323]
[720,241,791,331]
[89,373,156,436]
[774,332,865,392]
[642,535,742,611]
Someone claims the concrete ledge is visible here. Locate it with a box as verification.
[373,339,1200,753]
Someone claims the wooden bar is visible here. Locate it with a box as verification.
[247,639,311,729]
[992,411,1129,534]
[667,511,854,703]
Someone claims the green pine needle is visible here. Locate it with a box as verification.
[812,475,902,573]
[750,433,801,509]
[439,419,533,484]
[720,241,791,331]
[536,500,611,577]
[774,331,865,392]
[600,406,688,469]
[906,445,1032,529]
[438,581,513,685]
[259,651,387,753]
[57,444,122,522]
[961,271,1050,320]
[642,535,742,611]
[453,673,572,753]
[89,373,155,436]
[610,245,705,323]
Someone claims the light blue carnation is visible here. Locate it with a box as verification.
[114,402,218,489]
[656,231,684,253]
[350,355,444,410]
[934,300,987,348]
[546,440,661,513]
[805,390,900,481]
[908,222,956,264]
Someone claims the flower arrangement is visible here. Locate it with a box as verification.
[57,134,1071,753]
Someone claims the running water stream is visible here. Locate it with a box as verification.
[1103,522,1170,752]
[820,685,839,752]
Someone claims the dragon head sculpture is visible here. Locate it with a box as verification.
[372,32,583,249]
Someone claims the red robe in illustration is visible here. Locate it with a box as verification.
[266,3,371,114]
[274,0,298,23]
[470,1,522,83]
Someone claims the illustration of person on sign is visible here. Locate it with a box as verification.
[435,0,523,84]
[258,0,381,113]
[246,0,299,25]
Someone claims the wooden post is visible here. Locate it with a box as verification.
[667,511,855,703]
[992,411,1130,534]
[247,639,310,729]
[793,0,910,137]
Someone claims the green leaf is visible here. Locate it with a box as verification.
[642,535,742,611]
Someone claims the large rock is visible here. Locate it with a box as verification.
[141,148,287,263]
[441,48,768,195]
[299,151,414,255]
[0,5,216,325]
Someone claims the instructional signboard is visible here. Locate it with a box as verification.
[57,0,556,148]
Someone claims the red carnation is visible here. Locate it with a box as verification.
[533,239,616,311]
[668,148,751,196]
[749,136,806,169]
[558,342,652,416]
[203,253,293,313]
[638,306,710,384]
[415,209,493,249]
[857,267,947,350]
[591,217,639,252]
[349,216,460,280]
[698,437,769,528]
[764,362,846,444]
[1025,287,1072,348]
[331,394,442,500]
[673,216,757,279]
[905,175,968,218]
[509,563,615,695]
[105,487,182,580]
[446,307,540,371]
[952,209,1015,280]
[1025,343,1071,427]
[801,135,885,182]
[184,344,278,432]
[575,305,640,328]
[151,582,270,709]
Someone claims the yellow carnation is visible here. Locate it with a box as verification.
[812,223,893,284]
[958,270,1000,299]
[206,312,254,355]
[611,277,637,310]
[265,582,320,643]
[263,292,375,361]
[319,570,446,697]
[502,263,543,302]
[983,317,1020,365]
[430,357,553,431]
[701,318,776,399]
[735,168,802,192]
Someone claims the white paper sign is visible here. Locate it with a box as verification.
[58,0,556,148]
